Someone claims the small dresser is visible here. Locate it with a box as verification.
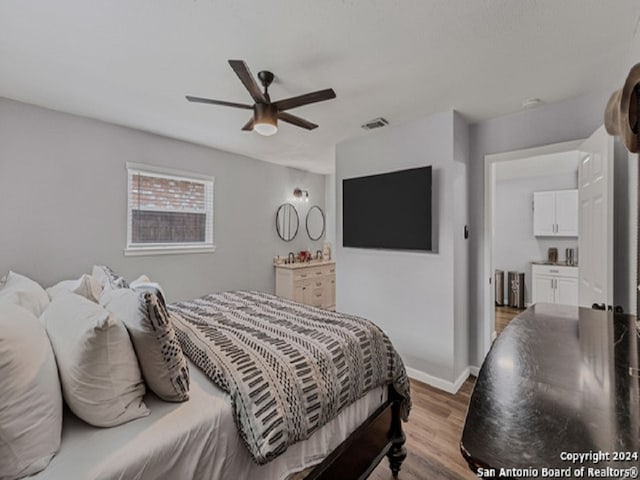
[275,261,335,310]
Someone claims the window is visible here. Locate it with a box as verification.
[125,162,215,256]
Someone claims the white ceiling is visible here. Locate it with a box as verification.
[1,1,638,174]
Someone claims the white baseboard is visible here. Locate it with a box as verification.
[469,366,480,377]
[491,330,497,342]
[406,366,471,394]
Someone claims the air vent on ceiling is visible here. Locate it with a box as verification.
[361,117,389,130]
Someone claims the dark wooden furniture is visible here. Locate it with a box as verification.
[461,303,639,475]
[303,386,406,480]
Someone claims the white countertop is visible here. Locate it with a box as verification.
[531,261,578,267]
[274,259,335,270]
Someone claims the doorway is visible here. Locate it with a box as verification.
[483,139,584,353]
[482,127,634,359]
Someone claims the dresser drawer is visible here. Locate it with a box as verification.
[293,266,323,281]
[532,264,578,278]
[311,287,324,307]
[320,265,335,276]
[294,277,325,288]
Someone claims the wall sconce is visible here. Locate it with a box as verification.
[293,188,309,202]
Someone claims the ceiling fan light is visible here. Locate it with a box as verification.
[254,122,278,136]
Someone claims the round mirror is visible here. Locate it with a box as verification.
[306,205,325,241]
[275,203,299,241]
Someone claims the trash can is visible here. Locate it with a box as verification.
[495,270,504,306]
[507,271,516,307]
[508,271,526,309]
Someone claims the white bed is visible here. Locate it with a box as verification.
[32,360,386,480]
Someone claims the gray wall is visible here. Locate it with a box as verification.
[452,112,470,377]
[0,97,326,302]
[494,172,578,304]
[467,89,616,366]
[324,172,336,249]
[335,110,469,384]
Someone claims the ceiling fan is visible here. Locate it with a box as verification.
[186,60,336,136]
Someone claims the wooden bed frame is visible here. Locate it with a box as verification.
[303,386,407,480]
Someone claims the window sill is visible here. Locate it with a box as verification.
[124,245,216,257]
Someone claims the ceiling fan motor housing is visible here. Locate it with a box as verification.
[255,102,277,123]
[254,102,278,135]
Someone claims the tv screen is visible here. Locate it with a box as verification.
[343,166,432,251]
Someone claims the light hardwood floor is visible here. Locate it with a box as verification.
[495,306,522,336]
[370,377,477,480]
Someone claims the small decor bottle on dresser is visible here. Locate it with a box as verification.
[322,242,331,260]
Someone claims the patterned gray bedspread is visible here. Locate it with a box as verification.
[168,290,411,465]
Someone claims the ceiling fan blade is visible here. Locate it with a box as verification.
[273,88,336,111]
[228,60,267,104]
[278,112,318,130]
[185,96,253,110]
[241,118,255,131]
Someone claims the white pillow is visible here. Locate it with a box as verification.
[0,302,63,480]
[91,265,128,289]
[101,286,190,402]
[46,274,103,303]
[42,294,150,427]
[129,274,167,301]
[0,271,49,317]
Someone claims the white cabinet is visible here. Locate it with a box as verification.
[533,274,556,303]
[556,276,579,306]
[275,261,336,310]
[531,264,579,306]
[533,191,556,236]
[533,189,578,237]
[554,190,579,236]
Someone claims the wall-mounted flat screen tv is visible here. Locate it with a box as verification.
[343,166,432,251]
